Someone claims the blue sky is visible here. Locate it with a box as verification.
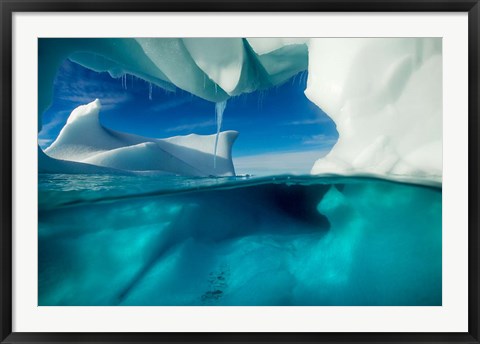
[39,59,338,174]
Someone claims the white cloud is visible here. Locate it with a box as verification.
[302,134,337,146]
[38,110,71,136]
[54,65,132,111]
[283,117,330,126]
[233,149,330,176]
[150,97,194,113]
[59,94,131,111]
[38,138,53,149]
[165,119,215,133]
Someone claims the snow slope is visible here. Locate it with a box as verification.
[44,99,238,176]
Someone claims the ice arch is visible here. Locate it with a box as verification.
[38,38,309,131]
[39,38,442,185]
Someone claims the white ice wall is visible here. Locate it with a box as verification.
[306,38,442,186]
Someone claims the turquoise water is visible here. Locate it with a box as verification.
[38,174,442,306]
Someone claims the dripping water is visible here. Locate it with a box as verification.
[213,100,227,169]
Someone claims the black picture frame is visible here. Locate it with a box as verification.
[1,1,479,343]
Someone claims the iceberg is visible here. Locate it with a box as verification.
[39,38,442,185]
[306,38,442,186]
[43,99,238,176]
[37,38,443,307]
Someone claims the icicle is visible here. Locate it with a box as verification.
[121,74,128,90]
[213,100,227,169]
[148,82,153,100]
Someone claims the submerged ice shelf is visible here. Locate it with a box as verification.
[42,99,238,176]
[38,174,442,306]
[39,38,442,185]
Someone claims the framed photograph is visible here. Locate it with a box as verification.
[1,0,479,343]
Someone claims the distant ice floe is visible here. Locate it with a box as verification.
[39,38,442,185]
[43,99,238,177]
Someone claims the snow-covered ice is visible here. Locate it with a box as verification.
[43,99,238,176]
[305,38,442,186]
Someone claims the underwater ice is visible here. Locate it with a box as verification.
[38,175,442,306]
[43,99,238,176]
[39,38,442,185]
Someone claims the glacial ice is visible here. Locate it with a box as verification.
[43,99,238,176]
[39,38,442,185]
[183,38,244,94]
[38,38,308,129]
[305,38,442,186]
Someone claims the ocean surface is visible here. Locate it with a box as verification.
[38,174,442,306]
